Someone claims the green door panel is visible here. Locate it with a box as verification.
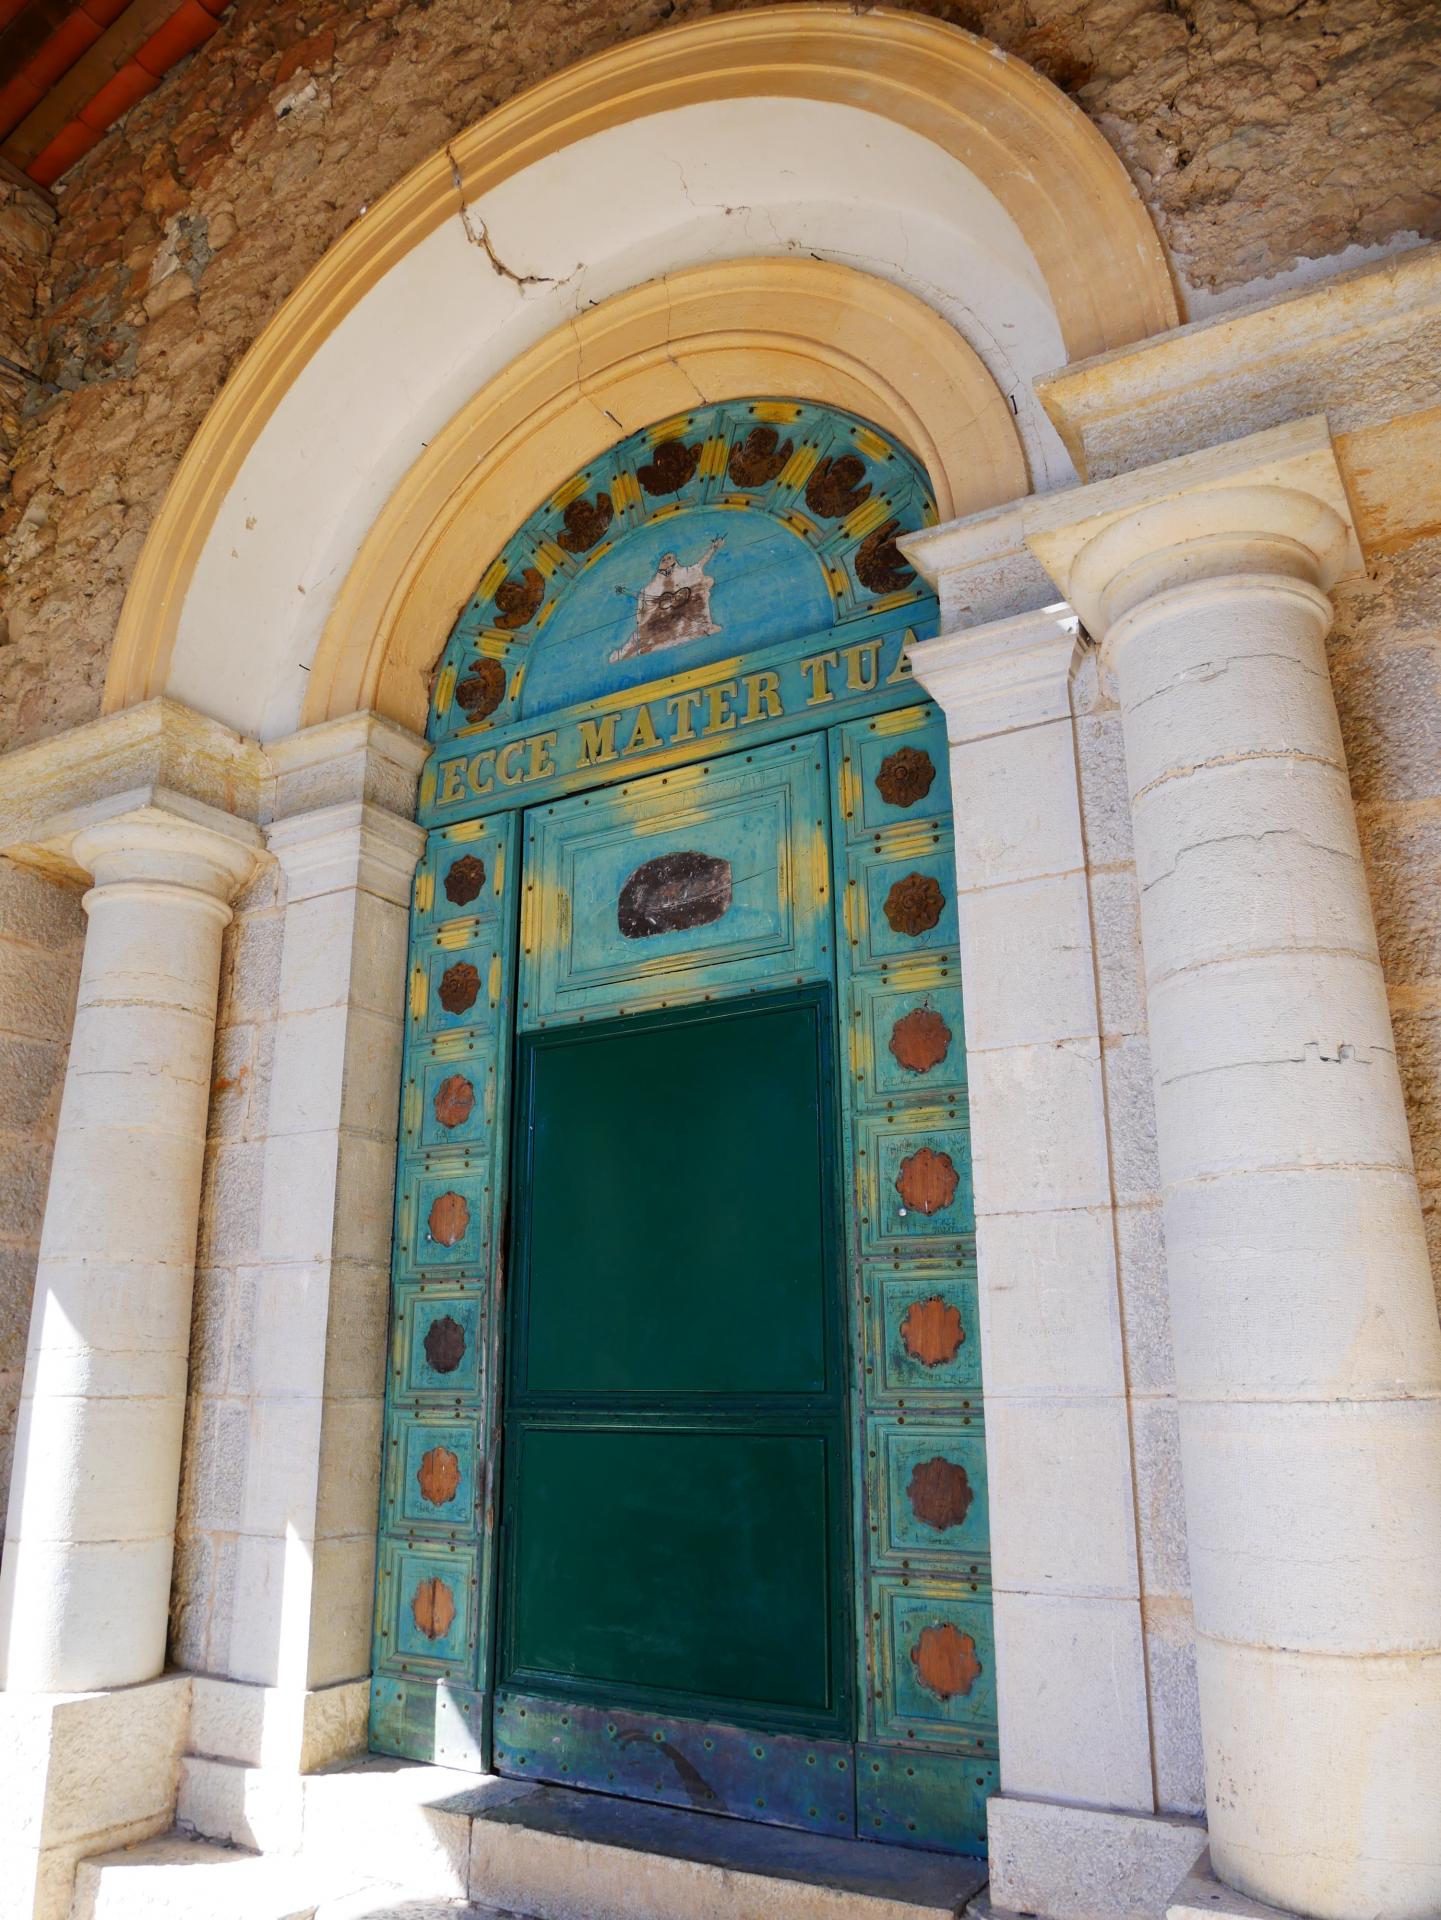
[517,997,833,1398]
[500,988,852,1749]
[502,1423,839,1720]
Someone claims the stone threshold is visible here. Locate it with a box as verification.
[298,1755,990,1920]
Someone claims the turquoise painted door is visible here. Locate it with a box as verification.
[372,396,995,1856]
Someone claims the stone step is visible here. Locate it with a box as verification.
[301,1757,990,1920]
[177,1753,305,1853]
[70,1831,533,1920]
[71,1834,324,1920]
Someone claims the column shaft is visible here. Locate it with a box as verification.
[1021,427,1441,1920]
[0,806,260,1692]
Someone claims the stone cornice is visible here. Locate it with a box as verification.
[1037,243,1441,483]
[900,503,1058,630]
[0,700,430,886]
[909,607,1083,743]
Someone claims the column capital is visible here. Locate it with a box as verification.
[67,794,262,914]
[0,697,265,884]
[266,799,425,905]
[909,606,1083,744]
[1023,415,1363,644]
[902,500,1059,632]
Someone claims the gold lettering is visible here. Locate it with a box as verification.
[703,680,739,735]
[801,650,841,706]
[741,670,782,724]
[496,740,529,786]
[577,714,619,766]
[885,630,915,685]
[528,731,558,781]
[666,688,705,743]
[623,705,661,755]
[843,639,882,693]
[437,759,467,806]
[467,750,495,797]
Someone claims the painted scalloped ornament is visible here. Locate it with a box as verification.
[427,398,938,741]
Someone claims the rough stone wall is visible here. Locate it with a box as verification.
[1074,648,1205,1817]
[169,858,279,1669]
[0,858,83,1535]
[0,175,56,503]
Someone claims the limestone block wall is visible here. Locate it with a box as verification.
[1332,534,1441,1297]
[169,861,281,1669]
[1072,652,1204,1817]
[0,860,83,1537]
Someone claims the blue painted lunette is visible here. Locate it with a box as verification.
[371,397,996,1854]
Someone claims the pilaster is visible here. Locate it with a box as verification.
[906,512,1204,1920]
[174,713,427,1849]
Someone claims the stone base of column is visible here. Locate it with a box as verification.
[176,1676,369,1852]
[0,1674,190,1920]
[986,1795,1207,1920]
[1169,1853,1302,1920]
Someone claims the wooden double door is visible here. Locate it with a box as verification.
[373,716,995,1851]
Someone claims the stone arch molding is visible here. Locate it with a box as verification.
[103,3,1178,742]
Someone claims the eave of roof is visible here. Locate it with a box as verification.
[0,0,232,190]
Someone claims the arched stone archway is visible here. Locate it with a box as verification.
[100,4,1176,741]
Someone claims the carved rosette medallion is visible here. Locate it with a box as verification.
[423,1315,466,1374]
[907,1455,974,1532]
[727,426,792,488]
[805,453,871,518]
[884,872,945,937]
[454,658,506,719]
[896,1146,960,1216]
[443,853,486,904]
[433,1074,476,1130]
[875,745,936,809]
[889,1005,951,1075]
[427,1191,470,1247]
[417,1445,462,1507]
[911,1622,981,1700]
[638,438,701,494]
[556,490,614,553]
[899,1295,965,1367]
[855,517,913,593]
[493,567,544,630]
[412,1577,457,1641]
[438,961,480,1015]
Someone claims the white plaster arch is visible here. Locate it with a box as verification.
[165,97,1075,741]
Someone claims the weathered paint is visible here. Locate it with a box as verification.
[831,703,994,1853]
[373,399,993,1857]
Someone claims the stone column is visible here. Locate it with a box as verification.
[1026,419,1441,1920]
[0,801,261,1693]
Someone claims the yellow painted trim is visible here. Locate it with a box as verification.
[103,4,1175,723]
[304,258,1027,734]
